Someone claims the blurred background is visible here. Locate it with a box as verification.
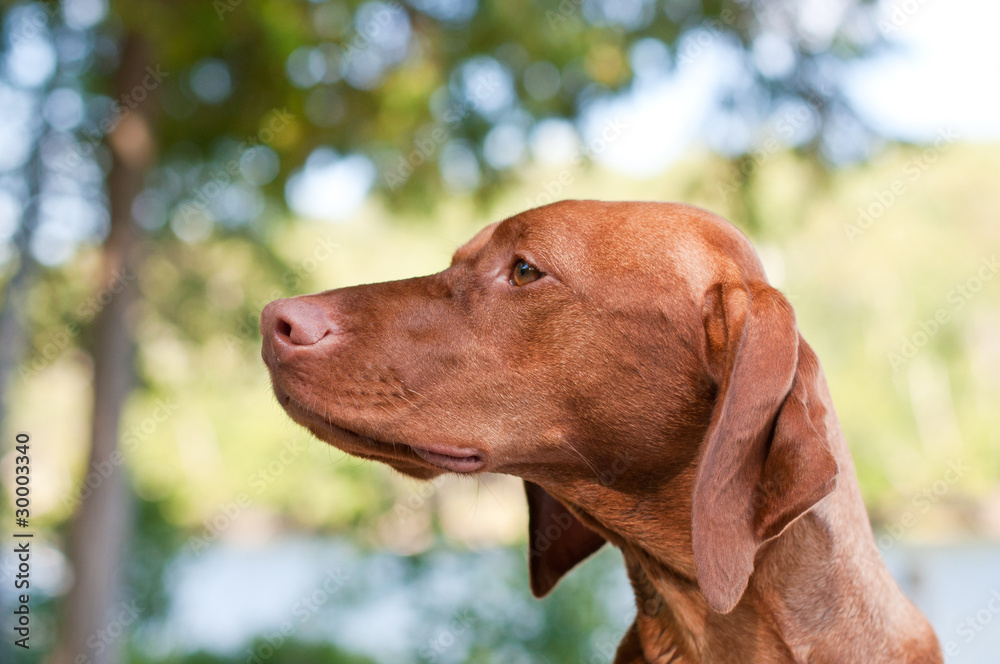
[0,0,998,662]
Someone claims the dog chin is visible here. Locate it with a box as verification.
[385,461,444,480]
[274,392,446,480]
[304,422,441,477]
[271,384,477,481]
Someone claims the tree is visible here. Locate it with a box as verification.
[0,2,883,662]
[46,32,158,664]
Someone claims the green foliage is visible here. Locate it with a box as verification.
[127,498,190,622]
[93,0,881,223]
[129,641,379,664]
[26,143,995,542]
[2,1,991,661]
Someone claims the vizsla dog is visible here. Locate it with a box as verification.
[260,201,942,663]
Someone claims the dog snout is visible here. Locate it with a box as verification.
[260,297,339,361]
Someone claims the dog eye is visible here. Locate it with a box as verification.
[511,259,542,286]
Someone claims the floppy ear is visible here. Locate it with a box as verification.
[524,481,606,597]
[692,282,839,614]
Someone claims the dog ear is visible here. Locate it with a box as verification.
[692,282,839,614]
[524,481,606,597]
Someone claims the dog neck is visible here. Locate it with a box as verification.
[610,502,939,664]
[618,537,793,663]
[553,400,941,662]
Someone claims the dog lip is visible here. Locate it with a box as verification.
[275,392,485,473]
[411,445,486,473]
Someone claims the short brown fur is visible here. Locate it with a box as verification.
[261,201,942,663]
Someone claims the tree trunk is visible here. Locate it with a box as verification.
[49,33,157,664]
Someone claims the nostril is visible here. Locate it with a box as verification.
[264,298,337,347]
[275,318,293,340]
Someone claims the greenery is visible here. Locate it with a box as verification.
[7,143,1000,661]
[48,143,994,531]
[0,0,996,662]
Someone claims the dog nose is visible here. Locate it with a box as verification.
[260,298,337,351]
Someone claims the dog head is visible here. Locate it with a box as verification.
[260,200,838,613]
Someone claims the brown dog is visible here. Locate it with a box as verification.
[260,201,942,663]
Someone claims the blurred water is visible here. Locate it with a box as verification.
[144,536,633,663]
[148,538,1000,663]
[886,544,1000,663]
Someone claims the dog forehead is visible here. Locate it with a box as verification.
[495,200,764,285]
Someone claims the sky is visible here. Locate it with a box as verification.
[581,0,1000,177]
[844,0,1000,142]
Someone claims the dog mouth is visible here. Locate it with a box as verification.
[410,446,485,473]
[275,389,486,474]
